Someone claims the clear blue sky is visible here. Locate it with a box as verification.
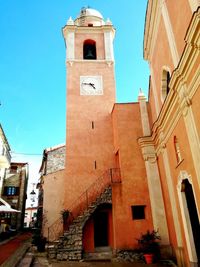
[0,0,149,157]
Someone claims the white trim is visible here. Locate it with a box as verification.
[138,94,151,136]
[141,144,170,245]
[162,149,183,247]
[161,1,179,67]
[65,31,75,60]
[188,0,200,12]
[181,102,200,190]
[177,171,199,263]
[149,2,162,62]
[104,30,114,61]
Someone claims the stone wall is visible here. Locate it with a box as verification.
[46,146,65,174]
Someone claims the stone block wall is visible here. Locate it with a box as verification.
[46,146,65,174]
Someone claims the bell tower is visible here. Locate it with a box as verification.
[62,8,116,205]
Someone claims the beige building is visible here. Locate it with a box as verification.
[38,144,65,237]
[2,162,29,230]
[0,124,11,196]
[24,206,38,228]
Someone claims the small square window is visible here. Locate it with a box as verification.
[131,205,146,220]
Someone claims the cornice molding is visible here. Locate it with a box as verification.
[62,24,115,38]
[66,59,114,67]
[144,0,161,61]
[138,137,158,163]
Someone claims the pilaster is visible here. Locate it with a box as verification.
[103,22,115,61]
[138,90,151,136]
[140,142,169,245]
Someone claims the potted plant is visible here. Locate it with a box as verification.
[137,230,161,264]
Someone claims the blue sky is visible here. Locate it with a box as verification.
[0,0,149,182]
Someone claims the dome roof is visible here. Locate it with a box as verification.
[78,8,103,19]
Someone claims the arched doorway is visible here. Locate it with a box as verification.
[178,174,200,264]
[182,179,200,261]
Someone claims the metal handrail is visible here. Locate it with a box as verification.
[47,168,121,242]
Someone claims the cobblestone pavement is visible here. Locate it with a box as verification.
[32,256,168,267]
[33,258,147,267]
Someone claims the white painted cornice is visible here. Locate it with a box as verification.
[62,24,115,37]
[143,0,161,61]
[66,60,114,67]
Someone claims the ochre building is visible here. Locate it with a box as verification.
[39,2,200,266]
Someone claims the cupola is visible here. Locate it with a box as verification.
[74,7,105,26]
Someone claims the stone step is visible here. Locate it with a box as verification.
[84,250,112,261]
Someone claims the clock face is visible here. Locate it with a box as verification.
[80,76,103,95]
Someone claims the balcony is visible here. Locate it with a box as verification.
[0,144,11,168]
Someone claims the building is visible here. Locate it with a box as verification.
[24,206,38,228]
[142,1,200,266]
[44,7,159,261]
[40,3,200,266]
[38,144,65,237]
[2,162,29,230]
[0,124,11,195]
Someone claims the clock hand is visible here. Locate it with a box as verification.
[89,83,96,89]
[82,82,96,89]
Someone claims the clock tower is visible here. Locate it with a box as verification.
[62,8,116,205]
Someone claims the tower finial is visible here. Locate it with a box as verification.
[138,88,146,101]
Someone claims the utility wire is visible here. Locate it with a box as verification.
[11,151,42,156]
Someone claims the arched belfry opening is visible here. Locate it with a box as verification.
[83,39,97,60]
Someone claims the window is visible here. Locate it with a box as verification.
[174,136,182,164]
[161,68,171,102]
[131,205,146,220]
[83,39,96,60]
[3,186,19,196]
[10,166,18,174]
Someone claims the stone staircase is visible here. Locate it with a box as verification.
[48,186,112,261]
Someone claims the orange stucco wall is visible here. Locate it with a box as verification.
[112,103,153,249]
[64,61,116,206]
[144,2,199,265]
[151,16,174,117]
[166,0,192,56]
[159,116,199,265]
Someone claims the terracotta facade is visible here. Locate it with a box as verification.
[40,3,200,266]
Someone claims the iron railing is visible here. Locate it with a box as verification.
[47,168,121,242]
